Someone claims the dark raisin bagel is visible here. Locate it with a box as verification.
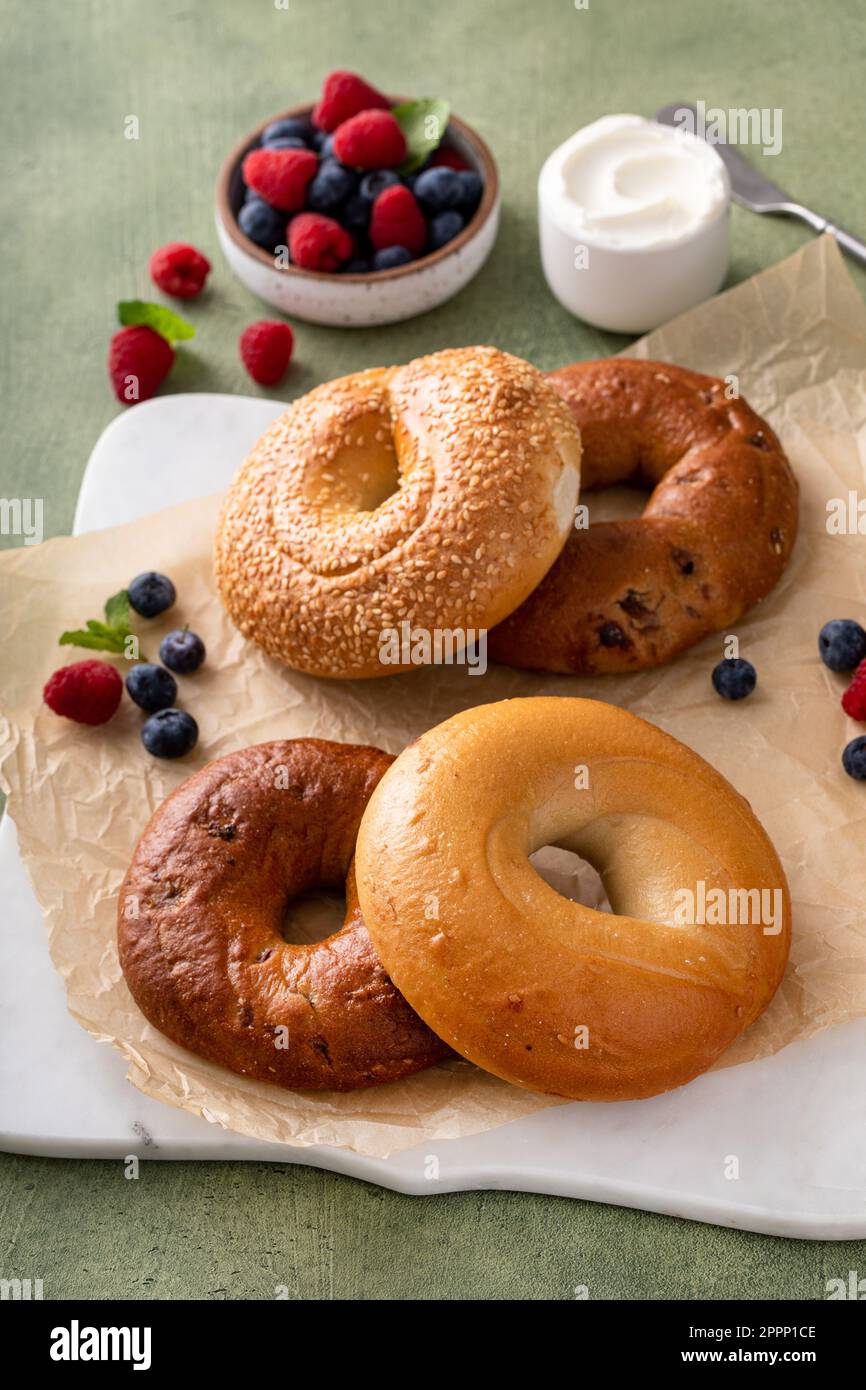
[118,739,449,1092]
[488,359,798,674]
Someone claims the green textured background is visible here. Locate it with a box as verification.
[2,0,866,1299]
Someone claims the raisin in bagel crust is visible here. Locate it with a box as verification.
[214,347,581,679]
[118,739,449,1092]
[356,698,791,1102]
[488,359,798,674]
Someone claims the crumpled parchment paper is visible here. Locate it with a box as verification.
[1,234,865,1157]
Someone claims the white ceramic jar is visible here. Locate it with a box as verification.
[538,114,731,334]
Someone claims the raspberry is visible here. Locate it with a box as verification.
[430,146,470,172]
[108,326,174,404]
[289,212,354,272]
[149,242,211,298]
[333,110,406,170]
[43,660,123,725]
[369,184,426,255]
[313,71,390,133]
[842,658,866,721]
[242,147,318,213]
[239,320,295,385]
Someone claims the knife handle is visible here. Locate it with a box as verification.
[787,204,866,268]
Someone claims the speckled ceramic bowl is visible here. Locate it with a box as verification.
[215,102,500,327]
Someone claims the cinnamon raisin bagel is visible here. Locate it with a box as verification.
[488,359,798,674]
[356,698,791,1102]
[214,347,581,679]
[118,739,449,1092]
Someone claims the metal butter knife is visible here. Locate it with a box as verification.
[655,102,866,268]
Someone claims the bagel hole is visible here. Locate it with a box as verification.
[582,483,648,524]
[306,410,401,513]
[280,889,346,945]
[529,846,612,912]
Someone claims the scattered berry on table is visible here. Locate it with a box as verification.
[43,660,123,725]
[333,110,406,170]
[238,197,285,250]
[313,71,390,133]
[127,571,176,618]
[160,629,206,674]
[108,326,174,405]
[429,146,470,171]
[818,618,866,672]
[242,146,318,213]
[711,657,757,700]
[141,708,199,759]
[369,184,426,255]
[262,116,314,146]
[842,658,866,720]
[125,663,178,713]
[289,212,354,271]
[149,242,211,299]
[414,166,462,213]
[454,169,483,216]
[842,735,866,780]
[307,159,358,213]
[428,209,464,250]
[359,169,400,203]
[372,245,413,270]
[239,320,295,385]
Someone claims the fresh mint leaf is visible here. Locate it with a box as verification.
[59,626,127,654]
[117,300,196,344]
[59,588,142,656]
[104,589,131,634]
[393,98,451,174]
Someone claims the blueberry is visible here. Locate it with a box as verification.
[842,735,866,780]
[341,193,371,236]
[125,663,178,713]
[263,136,308,151]
[372,246,413,270]
[414,166,462,213]
[320,133,336,160]
[309,129,329,153]
[160,629,206,674]
[342,257,371,273]
[712,657,757,700]
[307,159,357,213]
[359,169,400,203]
[818,619,866,672]
[428,210,464,250]
[238,197,285,250]
[128,572,176,618]
[454,169,483,217]
[141,709,199,759]
[261,117,313,147]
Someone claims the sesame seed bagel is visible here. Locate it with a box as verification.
[118,739,450,1092]
[356,698,791,1102]
[213,347,582,679]
[488,359,798,674]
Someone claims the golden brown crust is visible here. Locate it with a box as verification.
[213,347,581,679]
[118,739,449,1092]
[488,359,798,674]
[356,698,792,1102]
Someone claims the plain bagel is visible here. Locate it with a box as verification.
[214,347,581,679]
[488,359,798,674]
[118,739,449,1092]
[355,697,791,1102]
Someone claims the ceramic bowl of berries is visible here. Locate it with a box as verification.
[215,70,500,327]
